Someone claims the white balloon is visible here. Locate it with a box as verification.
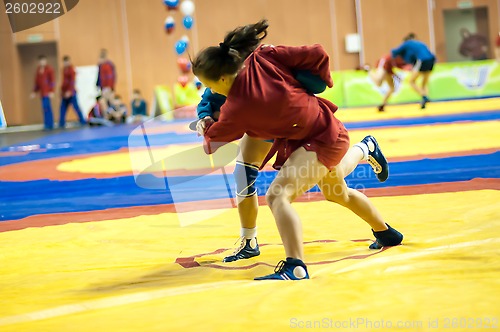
[181,35,190,43]
[165,16,174,24]
[180,0,195,16]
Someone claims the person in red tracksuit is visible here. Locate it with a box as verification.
[59,55,86,128]
[30,55,55,130]
[96,49,116,93]
[193,20,403,280]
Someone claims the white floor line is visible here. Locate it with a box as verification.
[333,238,500,274]
[0,280,255,327]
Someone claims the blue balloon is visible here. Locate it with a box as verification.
[183,16,194,29]
[163,0,179,8]
[175,40,187,55]
[194,78,202,90]
[164,18,174,32]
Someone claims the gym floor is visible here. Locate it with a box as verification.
[1,98,499,331]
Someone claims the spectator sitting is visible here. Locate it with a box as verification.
[88,95,114,127]
[127,89,148,124]
[107,94,127,124]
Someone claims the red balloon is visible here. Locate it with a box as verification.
[164,16,175,34]
[165,26,175,34]
[176,57,192,74]
[177,75,189,87]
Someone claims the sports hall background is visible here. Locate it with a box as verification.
[2,0,499,124]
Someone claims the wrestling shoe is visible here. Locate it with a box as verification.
[188,119,198,131]
[254,258,309,280]
[223,237,260,262]
[369,223,404,249]
[361,135,389,182]
[420,96,430,109]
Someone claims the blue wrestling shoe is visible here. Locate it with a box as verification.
[369,224,404,249]
[361,135,389,182]
[254,258,309,280]
[223,237,260,262]
[420,96,430,109]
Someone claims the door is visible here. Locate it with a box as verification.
[433,0,498,63]
[443,7,490,62]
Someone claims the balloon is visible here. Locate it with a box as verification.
[183,15,193,29]
[175,40,187,55]
[164,16,175,34]
[177,75,189,87]
[163,0,179,10]
[180,35,189,46]
[180,0,195,16]
[194,77,202,90]
[177,57,192,74]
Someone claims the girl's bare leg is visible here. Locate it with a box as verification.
[265,148,329,259]
[319,165,387,231]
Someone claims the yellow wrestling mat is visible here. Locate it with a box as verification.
[58,120,499,174]
[1,190,499,331]
[57,98,500,175]
[335,97,500,122]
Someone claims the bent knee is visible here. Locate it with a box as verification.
[325,194,349,205]
[265,190,290,209]
[324,189,354,205]
[265,192,276,209]
[265,191,279,208]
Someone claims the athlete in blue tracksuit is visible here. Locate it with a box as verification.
[194,87,273,263]
[392,39,436,109]
[196,88,226,121]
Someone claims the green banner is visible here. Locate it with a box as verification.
[319,60,500,108]
[429,60,500,99]
[317,71,345,107]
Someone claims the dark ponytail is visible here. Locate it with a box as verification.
[192,19,269,81]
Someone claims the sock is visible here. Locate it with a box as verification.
[366,140,375,151]
[240,227,257,239]
[353,142,369,160]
